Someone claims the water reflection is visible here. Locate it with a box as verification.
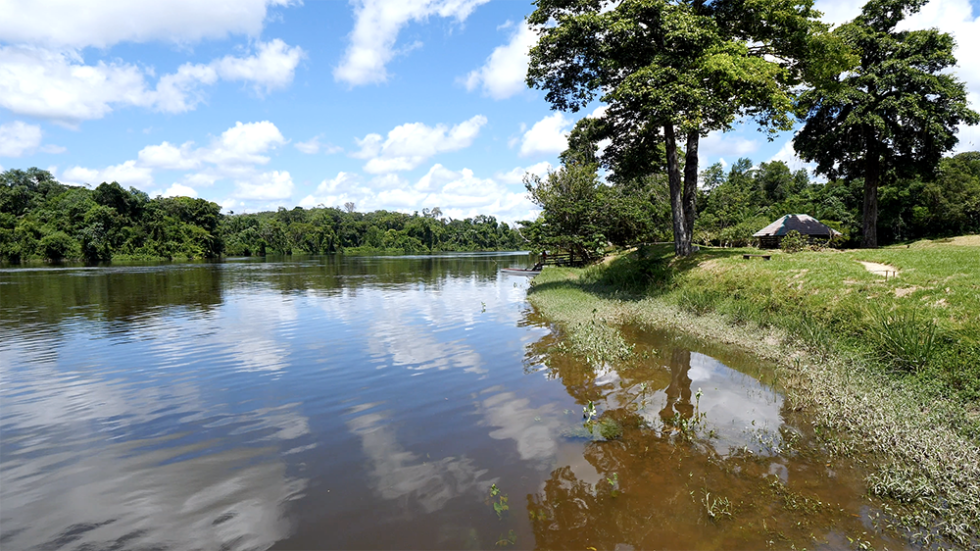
[346,409,490,514]
[0,254,909,550]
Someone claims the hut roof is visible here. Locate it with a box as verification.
[753,214,842,238]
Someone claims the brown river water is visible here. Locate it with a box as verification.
[0,254,910,550]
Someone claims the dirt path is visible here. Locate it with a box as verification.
[858,261,899,277]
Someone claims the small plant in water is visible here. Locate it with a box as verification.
[606,472,620,497]
[488,484,509,519]
[495,530,517,547]
[582,401,597,421]
[701,491,733,520]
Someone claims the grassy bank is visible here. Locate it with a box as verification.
[527,236,979,547]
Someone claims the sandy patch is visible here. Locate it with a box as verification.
[894,286,918,298]
[950,235,980,246]
[858,261,900,277]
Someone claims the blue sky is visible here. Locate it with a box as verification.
[1,0,978,222]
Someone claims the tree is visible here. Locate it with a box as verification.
[526,0,843,256]
[794,0,979,248]
[523,163,609,262]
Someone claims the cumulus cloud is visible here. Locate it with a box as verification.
[0,0,295,50]
[211,39,306,94]
[352,115,487,173]
[62,160,155,189]
[234,170,295,200]
[299,165,535,222]
[769,139,817,174]
[519,113,571,158]
[335,0,491,86]
[0,121,43,157]
[699,131,759,165]
[495,161,553,185]
[158,183,199,198]
[63,120,288,201]
[0,41,304,124]
[137,121,286,171]
[463,22,536,100]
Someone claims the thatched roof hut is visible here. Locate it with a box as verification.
[753,214,841,249]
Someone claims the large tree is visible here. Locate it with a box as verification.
[794,0,979,248]
[526,0,843,256]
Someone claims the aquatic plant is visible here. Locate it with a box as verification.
[582,401,597,421]
[495,530,517,547]
[701,492,733,520]
[488,484,509,519]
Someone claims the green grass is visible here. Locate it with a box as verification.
[526,237,980,547]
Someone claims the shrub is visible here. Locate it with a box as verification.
[780,230,807,253]
[40,231,76,261]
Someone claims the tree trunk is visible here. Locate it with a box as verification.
[665,124,690,256]
[862,153,879,248]
[683,130,699,245]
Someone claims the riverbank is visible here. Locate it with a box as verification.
[526,237,980,548]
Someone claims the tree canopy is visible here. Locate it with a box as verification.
[526,0,846,256]
[794,0,979,247]
[0,168,524,262]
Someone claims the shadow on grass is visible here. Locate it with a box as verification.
[528,244,749,302]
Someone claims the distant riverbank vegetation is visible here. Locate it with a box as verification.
[0,168,523,263]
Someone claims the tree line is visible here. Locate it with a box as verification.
[524,0,978,255]
[0,168,523,262]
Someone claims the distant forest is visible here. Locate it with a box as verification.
[0,168,524,262]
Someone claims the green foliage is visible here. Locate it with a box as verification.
[1,168,523,262]
[522,163,609,262]
[527,0,845,255]
[871,305,938,373]
[794,0,980,247]
[780,230,807,253]
[39,231,77,260]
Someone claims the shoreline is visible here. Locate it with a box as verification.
[526,251,979,548]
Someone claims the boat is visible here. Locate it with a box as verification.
[500,267,542,275]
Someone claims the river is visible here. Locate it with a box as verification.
[0,254,907,550]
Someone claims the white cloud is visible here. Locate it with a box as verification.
[463,22,535,100]
[334,0,491,86]
[136,121,285,173]
[0,41,303,124]
[39,144,67,154]
[159,183,199,198]
[211,39,305,94]
[519,113,571,157]
[0,121,43,157]
[62,161,154,189]
[699,131,759,162]
[295,136,343,155]
[0,0,295,50]
[61,120,288,200]
[769,139,816,174]
[0,47,154,124]
[234,170,295,200]
[295,136,321,154]
[297,165,535,222]
[353,115,487,173]
[495,161,553,185]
